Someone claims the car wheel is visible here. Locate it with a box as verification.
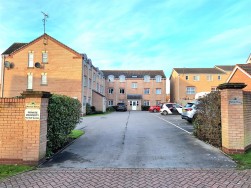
[153,109,157,113]
[163,110,168,115]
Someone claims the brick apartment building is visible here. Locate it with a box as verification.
[170,65,234,105]
[102,70,166,110]
[0,34,106,113]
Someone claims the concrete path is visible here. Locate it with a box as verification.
[1,168,251,188]
[41,111,235,168]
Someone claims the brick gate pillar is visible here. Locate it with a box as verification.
[218,83,247,154]
[21,91,51,165]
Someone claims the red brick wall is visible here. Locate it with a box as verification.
[0,93,48,165]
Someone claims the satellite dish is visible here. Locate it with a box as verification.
[35,62,41,68]
[4,61,10,68]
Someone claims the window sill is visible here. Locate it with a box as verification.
[27,67,34,69]
[41,84,48,86]
[42,62,48,64]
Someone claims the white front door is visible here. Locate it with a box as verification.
[132,101,137,110]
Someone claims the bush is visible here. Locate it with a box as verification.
[193,91,221,147]
[106,106,116,112]
[86,103,92,115]
[47,94,81,155]
[141,105,150,111]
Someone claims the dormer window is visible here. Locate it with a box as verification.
[155,75,162,82]
[108,75,114,82]
[119,75,125,82]
[144,75,150,82]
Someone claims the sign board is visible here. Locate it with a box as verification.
[26,102,40,108]
[229,98,242,105]
[25,109,40,120]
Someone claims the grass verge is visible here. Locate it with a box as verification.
[68,129,84,139]
[0,165,34,180]
[230,149,251,169]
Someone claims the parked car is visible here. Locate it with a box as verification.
[160,103,183,115]
[181,101,198,122]
[149,104,162,112]
[116,103,127,111]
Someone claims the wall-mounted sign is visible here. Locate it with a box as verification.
[25,109,40,120]
[26,102,40,108]
[229,98,242,105]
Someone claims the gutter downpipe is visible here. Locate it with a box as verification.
[1,55,5,98]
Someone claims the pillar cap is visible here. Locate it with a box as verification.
[21,90,52,98]
[217,83,247,90]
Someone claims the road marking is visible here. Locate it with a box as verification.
[152,114,192,135]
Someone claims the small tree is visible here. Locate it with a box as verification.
[193,91,222,147]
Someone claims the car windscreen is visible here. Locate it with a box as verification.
[117,103,125,106]
[184,103,194,108]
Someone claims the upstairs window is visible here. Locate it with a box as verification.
[42,51,48,63]
[185,75,189,80]
[108,75,114,82]
[131,82,137,88]
[144,75,150,82]
[41,73,47,85]
[108,88,114,94]
[84,76,87,87]
[218,75,221,80]
[155,75,162,82]
[144,88,150,94]
[93,73,96,82]
[28,51,34,67]
[120,88,125,94]
[156,88,161,94]
[207,75,213,81]
[88,79,92,88]
[193,75,200,81]
[119,75,125,82]
[27,73,33,89]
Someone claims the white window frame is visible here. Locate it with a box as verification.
[155,75,162,82]
[41,73,47,85]
[131,82,137,88]
[119,75,125,82]
[108,75,114,82]
[186,87,196,94]
[156,88,161,94]
[84,76,87,87]
[144,88,150,94]
[144,75,150,82]
[143,100,150,106]
[108,100,113,106]
[42,51,48,63]
[211,87,217,92]
[206,74,213,81]
[185,75,189,80]
[28,51,34,68]
[193,75,200,81]
[119,88,125,94]
[27,73,33,89]
[108,88,114,94]
[218,75,221,80]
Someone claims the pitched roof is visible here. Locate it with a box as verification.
[2,43,27,55]
[2,33,82,57]
[215,65,235,72]
[173,68,225,74]
[101,70,166,78]
[237,64,251,75]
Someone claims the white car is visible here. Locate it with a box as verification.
[160,103,183,115]
[181,101,199,122]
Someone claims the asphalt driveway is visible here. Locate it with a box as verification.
[41,111,235,168]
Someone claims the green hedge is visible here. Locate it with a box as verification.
[193,91,222,147]
[47,94,81,155]
[141,105,150,111]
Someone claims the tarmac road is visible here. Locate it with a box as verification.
[41,111,236,168]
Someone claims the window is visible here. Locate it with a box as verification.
[93,73,96,81]
[108,75,114,82]
[156,100,161,105]
[100,86,103,94]
[193,75,200,81]
[207,75,213,81]
[185,75,189,80]
[143,100,150,106]
[88,79,92,88]
[131,82,137,88]
[119,75,125,82]
[83,96,86,105]
[84,76,87,87]
[28,52,34,67]
[186,87,195,94]
[144,75,150,82]
[120,88,125,94]
[42,51,48,63]
[211,87,217,92]
[108,88,114,94]
[88,97,91,105]
[108,100,113,106]
[155,75,162,82]
[218,75,221,80]
[27,73,33,89]
[41,73,47,85]
[156,88,161,94]
[144,88,150,94]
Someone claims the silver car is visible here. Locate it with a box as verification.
[181,101,198,122]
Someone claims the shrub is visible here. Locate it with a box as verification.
[193,91,222,147]
[141,105,150,111]
[47,94,81,155]
[106,106,116,112]
[91,106,96,112]
[86,103,92,115]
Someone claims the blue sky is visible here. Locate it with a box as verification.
[1,0,251,80]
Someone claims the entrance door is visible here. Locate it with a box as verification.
[132,101,137,110]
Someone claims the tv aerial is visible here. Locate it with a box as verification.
[41,11,49,49]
